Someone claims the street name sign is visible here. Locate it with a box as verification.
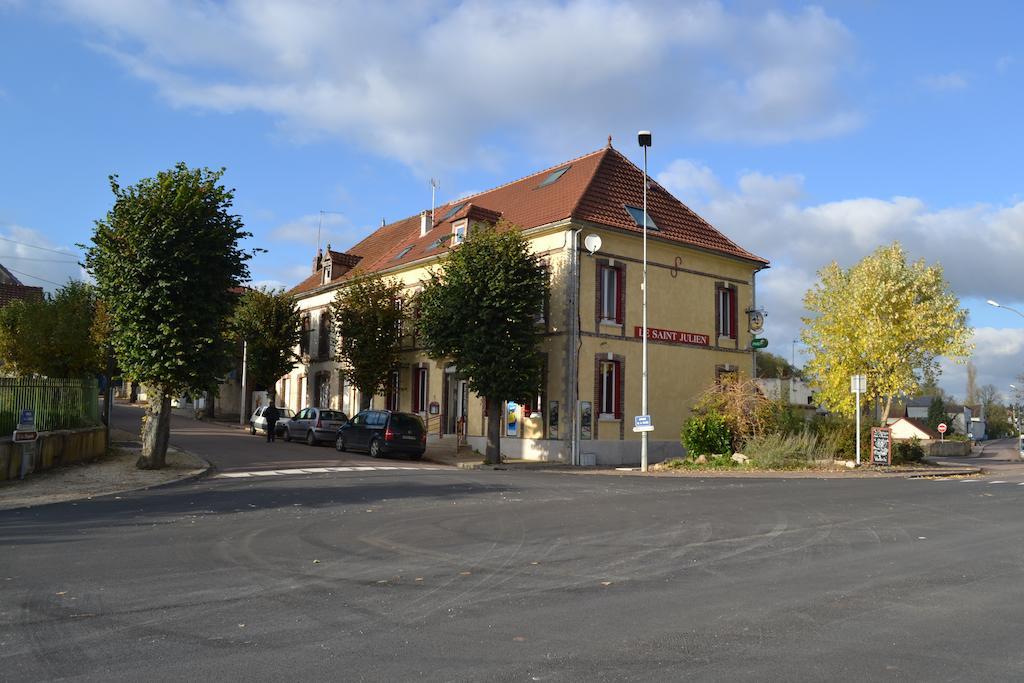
[13,430,38,443]
[633,415,654,432]
[17,408,35,430]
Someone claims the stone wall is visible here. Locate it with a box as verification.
[0,426,106,481]
[924,440,972,457]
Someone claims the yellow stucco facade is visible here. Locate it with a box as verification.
[280,218,764,466]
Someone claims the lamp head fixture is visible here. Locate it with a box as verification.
[637,130,652,148]
[987,299,1001,307]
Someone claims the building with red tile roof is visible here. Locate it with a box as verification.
[0,263,44,308]
[280,142,770,466]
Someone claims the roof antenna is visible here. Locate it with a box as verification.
[318,210,344,254]
[430,178,439,225]
[607,135,613,148]
[317,210,324,255]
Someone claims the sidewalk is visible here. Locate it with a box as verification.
[0,428,209,511]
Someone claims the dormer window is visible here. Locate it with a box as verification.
[321,260,332,284]
[452,219,468,246]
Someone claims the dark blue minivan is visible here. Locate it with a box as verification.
[335,410,426,460]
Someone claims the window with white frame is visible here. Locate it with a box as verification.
[717,286,736,339]
[599,264,622,323]
[412,367,428,413]
[387,370,400,412]
[598,360,620,418]
[452,220,467,246]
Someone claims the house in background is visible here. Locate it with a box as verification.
[756,377,817,414]
[903,396,984,440]
[0,263,44,308]
[887,417,941,442]
[282,141,769,465]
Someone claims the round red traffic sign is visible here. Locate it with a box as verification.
[937,422,947,434]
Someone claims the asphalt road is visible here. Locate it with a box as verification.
[108,402,390,472]
[5,418,1024,680]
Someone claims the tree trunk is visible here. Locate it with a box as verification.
[205,391,215,419]
[138,391,171,469]
[882,394,893,423]
[485,396,503,465]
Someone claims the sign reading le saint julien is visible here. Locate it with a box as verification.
[634,326,710,347]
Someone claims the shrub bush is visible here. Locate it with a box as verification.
[681,411,732,457]
[893,437,925,464]
[808,414,874,460]
[743,431,823,469]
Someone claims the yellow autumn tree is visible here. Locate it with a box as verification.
[801,242,972,421]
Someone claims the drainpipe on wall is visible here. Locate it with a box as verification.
[568,228,582,466]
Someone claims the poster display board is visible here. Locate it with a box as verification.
[870,427,892,466]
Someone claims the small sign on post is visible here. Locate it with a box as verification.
[633,415,654,433]
[937,422,947,442]
[870,427,892,466]
[17,408,35,430]
[850,375,867,466]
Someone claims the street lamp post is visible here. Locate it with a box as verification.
[987,299,1024,320]
[638,131,652,473]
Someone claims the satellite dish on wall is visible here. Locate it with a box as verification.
[584,234,602,255]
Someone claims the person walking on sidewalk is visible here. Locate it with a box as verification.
[264,403,281,443]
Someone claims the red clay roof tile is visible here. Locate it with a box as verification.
[288,146,767,296]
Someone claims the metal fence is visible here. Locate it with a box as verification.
[0,377,101,435]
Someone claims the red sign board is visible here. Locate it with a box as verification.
[634,326,710,347]
[937,422,947,434]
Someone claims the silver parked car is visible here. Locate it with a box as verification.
[285,407,348,446]
[250,405,294,436]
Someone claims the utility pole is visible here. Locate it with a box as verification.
[638,131,652,473]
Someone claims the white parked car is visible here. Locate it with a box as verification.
[249,406,294,436]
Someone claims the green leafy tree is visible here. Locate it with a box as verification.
[755,351,801,379]
[926,396,948,433]
[85,163,251,469]
[330,272,404,402]
[0,280,105,377]
[416,223,548,464]
[231,287,302,405]
[801,242,972,422]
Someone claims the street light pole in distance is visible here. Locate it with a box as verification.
[987,299,1024,320]
[638,130,652,473]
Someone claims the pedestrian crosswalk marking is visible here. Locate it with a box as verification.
[215,465,447,479]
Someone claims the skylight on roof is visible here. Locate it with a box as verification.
[537,166,570,188]
[440,202,467,222]
[429,235,450,249]
[624,205,658,231]
[394,246,414,260]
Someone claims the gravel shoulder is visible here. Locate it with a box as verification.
[0,428,209,511]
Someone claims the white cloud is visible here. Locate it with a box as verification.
[54,0,861,171]
[0,225,87,292]
[921,71,969,91]
[658,160,1024,397]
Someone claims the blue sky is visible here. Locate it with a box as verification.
[1,0,1021,400]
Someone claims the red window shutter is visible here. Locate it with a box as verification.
[615,268,624,324]
[729,288,737,339]
[411,368,420,412]
[613,360,623,419]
